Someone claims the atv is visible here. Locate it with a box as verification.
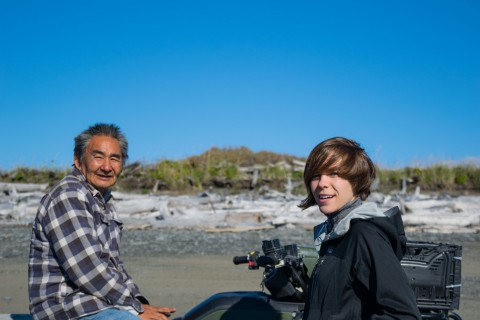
[174,239,463,320]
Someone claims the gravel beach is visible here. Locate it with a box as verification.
[1,225,479,319]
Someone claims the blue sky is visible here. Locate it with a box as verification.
[1,1,479,170]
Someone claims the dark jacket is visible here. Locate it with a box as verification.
[303,203,421,320]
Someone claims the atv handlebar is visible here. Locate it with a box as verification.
[232,255,250,265]
[232,240,310,302]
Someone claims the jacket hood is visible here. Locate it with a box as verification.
[314,203,407,260]
[365,206,407,260]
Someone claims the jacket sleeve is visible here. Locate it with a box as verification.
[117,258,150,304]
[352,223,421,320]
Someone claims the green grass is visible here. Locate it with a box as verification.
[377,164,480,194]
[1,147,479,195]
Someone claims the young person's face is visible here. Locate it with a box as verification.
[309,171,355,215]
[74,135,123,193]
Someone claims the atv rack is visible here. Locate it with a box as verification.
[402,241,462,320]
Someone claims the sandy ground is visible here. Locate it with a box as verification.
[1,239,479,320]
[0,255,262,318]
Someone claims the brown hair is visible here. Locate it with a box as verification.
[298,137,376,209]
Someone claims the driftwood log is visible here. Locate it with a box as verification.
[0,182,49,193]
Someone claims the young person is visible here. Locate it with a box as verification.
[299,137,421,320]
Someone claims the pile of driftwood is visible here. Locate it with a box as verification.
[1,182,479,234]
[0,182,48,222]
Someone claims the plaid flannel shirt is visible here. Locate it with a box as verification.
[28,167,146,320]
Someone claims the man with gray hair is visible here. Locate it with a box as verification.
[28,123,176,320]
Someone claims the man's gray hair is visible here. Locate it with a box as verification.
[74,123,129,165]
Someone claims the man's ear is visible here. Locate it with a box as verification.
[74,156,81,170]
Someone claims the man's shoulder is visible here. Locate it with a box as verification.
[43,172,89,202]
[38,173,103,222]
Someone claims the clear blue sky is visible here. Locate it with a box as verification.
[1,1,479,170]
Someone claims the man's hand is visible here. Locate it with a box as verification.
[138,304,177,320]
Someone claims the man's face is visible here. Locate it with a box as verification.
[74,135,123,193]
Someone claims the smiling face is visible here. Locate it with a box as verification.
[309,172,356,215]
[74,135,123,193]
